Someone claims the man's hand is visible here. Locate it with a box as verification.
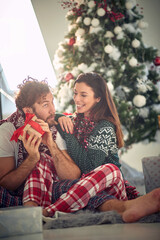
[35,119,54,148]
[0,130,42,191]
[22,130,42,163]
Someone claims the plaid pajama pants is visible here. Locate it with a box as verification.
[0,187,22,207]
[52,180,116,211]
[23,153,127,216]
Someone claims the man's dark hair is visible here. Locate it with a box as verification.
[15,77,51,111]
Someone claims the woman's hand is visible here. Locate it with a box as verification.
[58,116,74,134]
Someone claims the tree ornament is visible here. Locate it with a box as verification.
[129,57,138,67]
[75,28,85,37]
[125,2,133,10]
[104,31,114,38]
[132,39,140,48]
[68,37,75,46]
[97,8,106,17]
[65,72,74,82]
[83,17,91,26]
[91,18,100,27]
[104,44,113,54]
[88,0,96,8]
[133,95,146,107]
[154,56,160,66]
[114,26,122,34]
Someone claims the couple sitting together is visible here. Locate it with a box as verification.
[0,72,160,223]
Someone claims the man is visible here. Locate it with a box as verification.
[0,77,160,223]
[0,77,80,208]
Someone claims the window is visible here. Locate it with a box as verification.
[0,0,57,91]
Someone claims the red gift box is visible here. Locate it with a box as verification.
[10,113,45,142]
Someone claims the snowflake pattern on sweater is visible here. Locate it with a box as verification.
[88,126,118,155]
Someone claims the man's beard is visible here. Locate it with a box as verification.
[45,115,55,127]
[32,107,55,128]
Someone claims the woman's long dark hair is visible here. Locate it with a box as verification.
[74,72,124,148]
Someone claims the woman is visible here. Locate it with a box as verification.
[56,72,124,173]
[56,72,137,198]
[23,73,160,222]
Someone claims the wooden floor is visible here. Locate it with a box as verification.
[1,223,160,240]
[43,223,160,240]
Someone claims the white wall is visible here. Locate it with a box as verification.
[136,0,160,55]
[31,0,160,61]
[31,0,68,61]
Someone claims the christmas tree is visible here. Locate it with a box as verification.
[53,0,160,148]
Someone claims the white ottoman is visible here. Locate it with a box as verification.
[142,156,160,193]
[0,206,42,238]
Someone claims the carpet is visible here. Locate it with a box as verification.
[43,210,160,229]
